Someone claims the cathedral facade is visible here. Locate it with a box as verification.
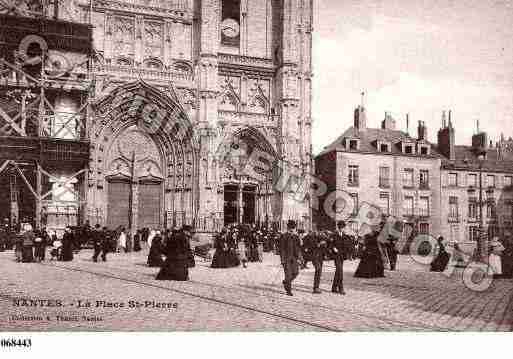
[0,0,314,236]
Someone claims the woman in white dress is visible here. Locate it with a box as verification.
[488,237,505,278]
[117,228,127,253]
[147,229,156,250]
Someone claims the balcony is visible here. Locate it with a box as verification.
[448,214,460,223]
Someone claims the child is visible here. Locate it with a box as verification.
[50,239,62,261]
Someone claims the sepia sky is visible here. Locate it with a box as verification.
[312,0,513,154]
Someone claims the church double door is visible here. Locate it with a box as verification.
[107,180,162,230]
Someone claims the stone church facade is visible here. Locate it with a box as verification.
[0,0,313,236]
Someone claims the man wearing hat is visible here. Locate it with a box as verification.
[279,220,301,296]
[330,220,349,294]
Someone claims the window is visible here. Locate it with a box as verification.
[380,143,389,152]
[468,174,477,187]
[350,193,358,215]
[487,175,495,188]
[448,173,458,187]
[403,196,414,216]
[449,196,459,219]
[505,176,513,187]
[404,145,413,154]
[469,226,479,242]
[419,170,429,189]
[348,165,359,186]
[418,196,429,217]
[487,201,496,218]
[419,145,429,155]
[379,167,390,188]
[468,197,478,219]
[403,168,414,188]
[419,223,429,234]
[379,192,390,216]
[349,140,359,150]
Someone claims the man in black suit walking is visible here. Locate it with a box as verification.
[280,220,301,296]
[330,220,348,295]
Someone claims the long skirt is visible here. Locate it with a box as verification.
[156,257,189,281]
[354,248,384,278]
[211,249,239,268]
[430,252,450,272]
[61,246,74,261]
[147,249,164,267]
[21,245,33,263]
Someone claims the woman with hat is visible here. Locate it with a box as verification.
[430,236,450,272]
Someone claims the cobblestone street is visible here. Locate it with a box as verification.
[1,249,512,331]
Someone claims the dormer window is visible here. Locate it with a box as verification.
[345,138,360,151]
[417,143,430,155]
[377,140,391,153]
[401,141,415,154]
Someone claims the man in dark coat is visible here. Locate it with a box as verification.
[330,221,348,294]
[279,220,301,296]
[385,237,399,271]
[307,231,327,294]
[92,224,103,262]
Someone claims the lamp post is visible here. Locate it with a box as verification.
[476,150,486,262]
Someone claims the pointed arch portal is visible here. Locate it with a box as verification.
[91,81,198,231]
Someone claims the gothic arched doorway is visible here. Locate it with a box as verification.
[105,126,164,230]
[218,127,277,228]
[90,81,198,232]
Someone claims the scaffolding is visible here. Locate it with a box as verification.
[0,0,93,232]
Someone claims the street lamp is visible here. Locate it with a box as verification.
[476,149,487,262]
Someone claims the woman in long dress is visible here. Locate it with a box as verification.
[354,231,385,278]
[156,226,192,281]
[488,237,505,278]
[147,232,164,267]
[21,224,35,263]
[61,227,74,261]
[430,236,450,272]
[211,230,230,268]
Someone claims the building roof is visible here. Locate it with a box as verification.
[317,126,443,158]
[442,145,513,173]
[317,125,513,173]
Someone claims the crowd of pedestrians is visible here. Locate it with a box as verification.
[2,214,512,295]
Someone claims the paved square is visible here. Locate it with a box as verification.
[0,249,511,331]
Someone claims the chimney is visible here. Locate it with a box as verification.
[418,120,427,140]
[381,111,396,130]
[437,111,455,160]
[471,119,488,150]
[354,105,367,130]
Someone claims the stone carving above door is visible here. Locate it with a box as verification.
[107,126,164,180]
